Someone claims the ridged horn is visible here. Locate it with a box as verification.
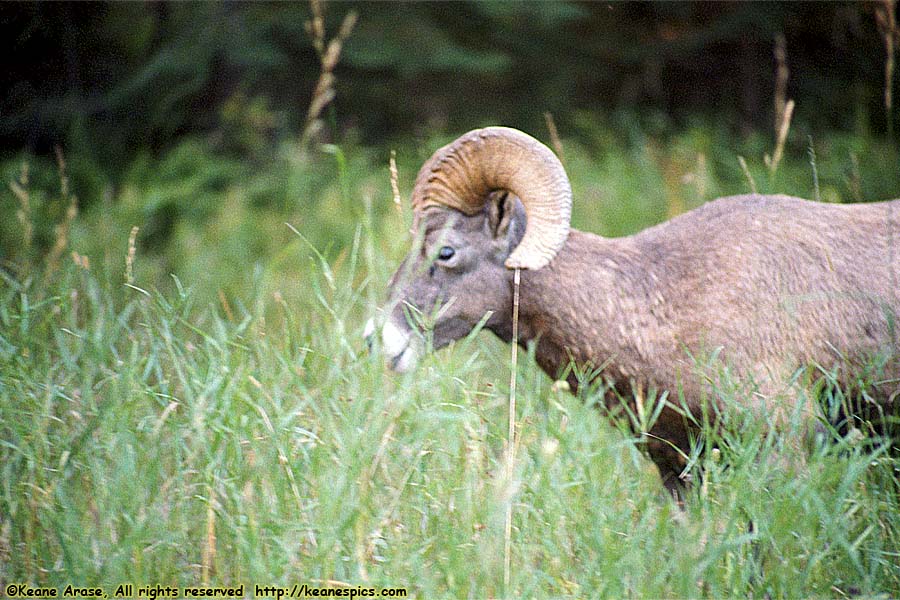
[411,126,572,270]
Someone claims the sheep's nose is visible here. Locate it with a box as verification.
[363,318,376,351]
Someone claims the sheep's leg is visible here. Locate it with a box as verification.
[646,437,692,503]
[659,466,688,505]
[757,378,838,477]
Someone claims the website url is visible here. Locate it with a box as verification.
[255,584,408,598]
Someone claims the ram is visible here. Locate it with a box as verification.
[365,126,900,492]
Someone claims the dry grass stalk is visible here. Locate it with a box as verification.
[544,111,565,164]
[305,0,325,55]
[44,149,78,284]
[737,156,757,194]
[503,268,521,591]
[201,486,217,585]
[56,147,69,198]
[766,33,795,179]
[218,288,235,322]
[125,226,139,285]
[768,99,795,178]
[71,251,90,270]
[300,2,358,150]
[0,519,10,569]
[876,0,898,138]
[389,150,401,211]
[773,34,789,131]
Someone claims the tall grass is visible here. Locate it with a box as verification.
[2,242,899,597]
[2,121,900,596]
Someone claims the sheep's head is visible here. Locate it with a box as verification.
[365,127,572,372]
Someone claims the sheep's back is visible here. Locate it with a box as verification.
[641,194,900,391]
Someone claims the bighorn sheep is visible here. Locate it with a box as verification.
[365,126,900,492]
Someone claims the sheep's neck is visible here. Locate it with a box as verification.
[499,229,663,392]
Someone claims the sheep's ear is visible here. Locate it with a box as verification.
[487,191,516,240]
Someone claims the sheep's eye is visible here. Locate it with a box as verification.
[438,246,455,261]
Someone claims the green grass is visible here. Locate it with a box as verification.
[3,246,900,598]
[2,121,900,597]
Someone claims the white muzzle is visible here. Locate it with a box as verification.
[364,318,421,373]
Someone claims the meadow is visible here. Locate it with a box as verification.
[2,118,900,597]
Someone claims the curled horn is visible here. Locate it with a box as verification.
[410,127,572,270]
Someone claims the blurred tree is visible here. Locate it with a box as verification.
[0,1,895,176]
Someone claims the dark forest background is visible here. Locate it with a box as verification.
[2,2,895,166]
[1,1,898,302]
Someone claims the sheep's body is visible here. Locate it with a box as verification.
[502,194,899,487]
[517,194,899,390]
[368,127,900,492]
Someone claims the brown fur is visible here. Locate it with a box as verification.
[375,193,900,491]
